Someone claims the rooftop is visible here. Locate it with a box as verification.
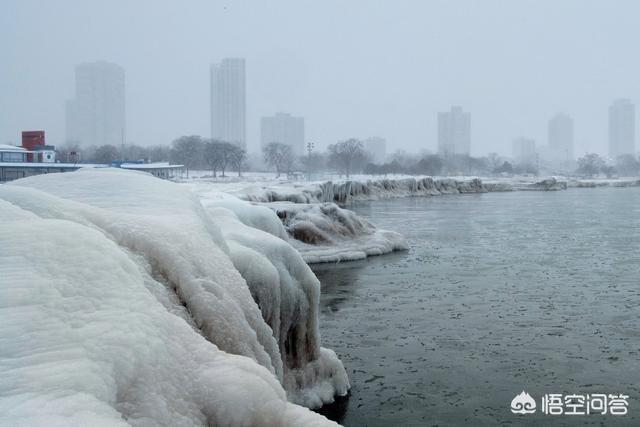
[0,144,26,151]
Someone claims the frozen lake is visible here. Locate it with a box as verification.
[315,187,640,426]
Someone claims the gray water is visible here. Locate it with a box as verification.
[315,188,640,426]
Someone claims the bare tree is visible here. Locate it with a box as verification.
[616,154,640,176]
[203,140,223,177]
[486,152,502,173]
[576,153,606,177]
[263,142,294,178]
[170,135,204,178]
[299,152,326,175]
[202,140,239,177]
[229,145,247,177]
[93,145,121,164]
[327,138,366,178]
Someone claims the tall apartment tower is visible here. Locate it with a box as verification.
[210,58,246,149]
[438,106,470,156]
[548,113,574,162]
[364,137,387,164]
[512,137,537,164]
[608,99,636,159]
[66,61,125,146]
[260,112,305,155]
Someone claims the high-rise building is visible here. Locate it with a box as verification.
[66,61,125,146]
[438,106,470,156]
[364,137,387,164]
[548,113,574,162]
[260,112,304,155]
[211,58,246,149]
[512,137,537,164]
[608,99,636,159]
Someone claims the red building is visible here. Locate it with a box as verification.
[22,131,45,162]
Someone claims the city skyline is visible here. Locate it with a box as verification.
[2,1,640,157]
[65,61,126,147]
[15,58,640,162]
[210,58,246,149]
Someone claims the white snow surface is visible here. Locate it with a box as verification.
[0,169,346,426]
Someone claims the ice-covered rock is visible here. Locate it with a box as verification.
[269,202,408,263]
[0,169,345,425]
[523,177,567,191]
[196,187,408,264]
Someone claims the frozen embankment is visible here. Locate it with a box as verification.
[192,177,485,263]
[228,175,640,206]
[237,176,487,204]
[199,175,640,263]
[0,169,348,426]
[197,191,408,264]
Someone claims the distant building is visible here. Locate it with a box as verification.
[260,112,305,155]
[211,58,246,149]
[548,113,574,162]
[66,61,126,146]
[512,137,537,164]
[364,137,387,164]
[1,131,184,182]
[608,99,636,159]
[438,106,470,156]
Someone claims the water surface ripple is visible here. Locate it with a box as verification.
[315,188,640,426]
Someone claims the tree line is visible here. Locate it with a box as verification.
[56,137,640,179]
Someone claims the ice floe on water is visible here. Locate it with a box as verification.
[0,169,345,426]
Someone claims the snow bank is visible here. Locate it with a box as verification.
[0,169,345,425]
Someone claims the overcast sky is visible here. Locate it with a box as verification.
[1,0,639,156]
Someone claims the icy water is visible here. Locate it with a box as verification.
[314,187,640,426]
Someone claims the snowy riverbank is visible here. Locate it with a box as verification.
[189,174,640,263]
[0,169,347,426]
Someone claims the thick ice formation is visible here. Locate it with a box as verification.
[239,177,487,205]
[0,169,345,425]
[268,202,408,263]
[195,186,408,264]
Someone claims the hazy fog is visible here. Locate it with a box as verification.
[1,0,639,156]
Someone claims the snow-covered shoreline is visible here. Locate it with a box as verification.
[193,174,640,206]
[0,169,347,426]
[190,174,639,263]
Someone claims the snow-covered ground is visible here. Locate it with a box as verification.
[0,169,347,426]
